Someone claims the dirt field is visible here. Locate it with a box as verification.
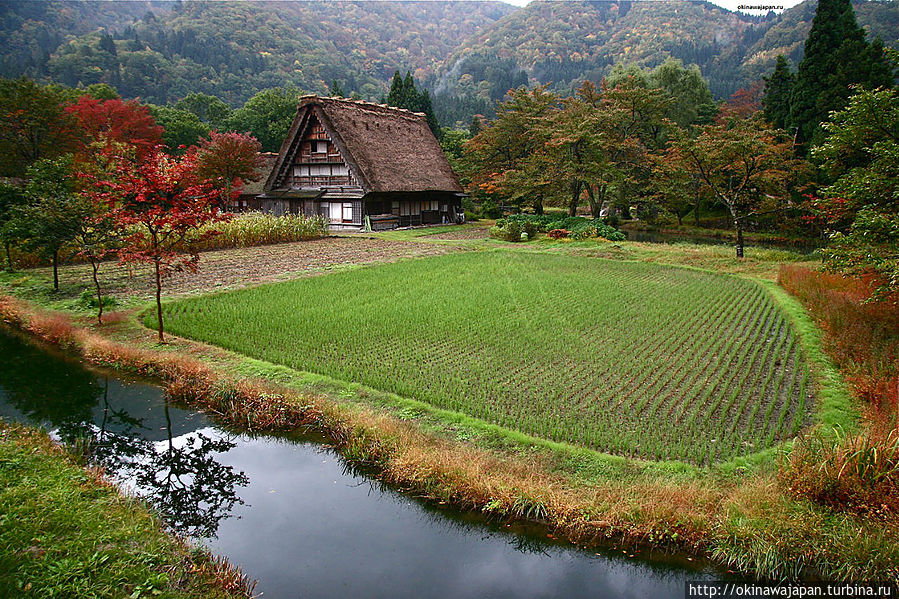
[24,236,465,302]
[425,227,491,240]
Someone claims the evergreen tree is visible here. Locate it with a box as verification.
[789,0,893,149]
[386,70,441,139]
[402,71,416,107]
[762,55,795,131]
[387,71,406,107]
[330,80,345,98]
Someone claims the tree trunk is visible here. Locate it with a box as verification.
[586,185,602,218]
[534,196,544,215]
[91,258,103,325]
[735,220,745,259]
[676,212,683,227]
[567,180,581,217]
[52,249,59,291]
[154,258,165,343]
[693,201,700,226]
[4,241,11,271]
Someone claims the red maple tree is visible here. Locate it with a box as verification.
[193,131,264,209]
[66,97,163,160]
[97,147,228,342]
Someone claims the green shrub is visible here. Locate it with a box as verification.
[489,220,537,242]
[79,289,117,309]
[505,214,625,241]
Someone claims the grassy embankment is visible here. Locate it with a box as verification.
[0,225,894,582]
[0,421,252,599]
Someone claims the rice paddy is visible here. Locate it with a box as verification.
[160,251,813,464]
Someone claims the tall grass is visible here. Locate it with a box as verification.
[779,265,899,514]
[187,212,328,251]
[6,212,329,269]
[778,265,898,417]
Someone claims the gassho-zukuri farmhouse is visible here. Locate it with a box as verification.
[237,95,467,231]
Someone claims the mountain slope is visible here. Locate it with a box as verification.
[432,0,897,125]
[2,0,514,106]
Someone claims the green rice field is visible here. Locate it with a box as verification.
[160,251,813,464]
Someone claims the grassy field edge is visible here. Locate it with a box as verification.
[0,420,253,599]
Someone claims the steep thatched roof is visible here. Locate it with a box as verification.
[239,152,278,196]
[267,96,463,194]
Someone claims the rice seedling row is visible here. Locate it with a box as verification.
[160,251,815,463]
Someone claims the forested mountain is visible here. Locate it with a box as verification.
[1,0,895,127]
[0,0,514,106]
[432,0,897,126]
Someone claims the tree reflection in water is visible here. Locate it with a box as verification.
[59,379,249,539]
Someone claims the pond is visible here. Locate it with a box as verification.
[0,325,726,598]
[623,228,820,254]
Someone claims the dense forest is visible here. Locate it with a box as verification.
[2,0,896,128]
[433,0,898,125]
[0,0,514,107]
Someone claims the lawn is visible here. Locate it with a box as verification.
[159,250,812,464]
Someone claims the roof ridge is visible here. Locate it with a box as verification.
[298,94,425,121]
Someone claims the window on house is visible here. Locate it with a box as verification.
[391,201,399,216]
[329,202,342,223]
[313,141,328,154]
[343,202,353,222]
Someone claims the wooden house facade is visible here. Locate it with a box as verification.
[258,95,465,230]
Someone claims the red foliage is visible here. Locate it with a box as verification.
[193,131,264,207]
[90,147,230,341]
[717,81,764,122]
[66,97,163,159]
[779,265,898,419]
[547,229,571,239]
[98,148,227,269]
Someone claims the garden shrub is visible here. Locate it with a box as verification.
[489,220,538,242]
[504,214,625,241]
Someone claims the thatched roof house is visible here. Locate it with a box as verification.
[258,95,465,230]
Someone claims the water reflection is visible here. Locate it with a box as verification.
[0,329,248,539]
[0,325,718,598]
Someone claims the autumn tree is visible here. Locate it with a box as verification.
[809,83,899,300]
[665,116,803,257]
[462,85,559,214]
[66,96,163,159]
[98,149,227,342]
[193,131,264,210]
[0,77,80,177]
[719,82,764,122]
[651,156,709,227]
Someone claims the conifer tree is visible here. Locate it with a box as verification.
[386,70,441,139]
[762,55,795,131]
[789,0,893,149]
